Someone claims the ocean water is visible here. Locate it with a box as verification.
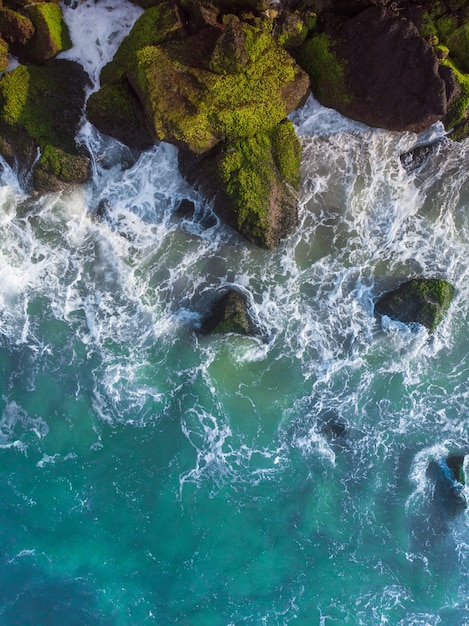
[1,3,469,624]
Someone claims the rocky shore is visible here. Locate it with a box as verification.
[0,0,466,328]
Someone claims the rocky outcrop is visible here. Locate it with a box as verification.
[0,59,91,191]
[375,278,454,332]
[296,7,450,133]
[87,1,309,247]
[199,289,256,335]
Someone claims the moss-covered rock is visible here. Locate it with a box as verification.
[86,83,154,151]
[0,36,9,71]
[179,119,301,248]
[200,289,256,335]
[275,9,317,51]
[0,59,91,191]
[25,2,72,64]
[0,7,35,59]
[89,9,309,153]
[375,278,455,332]
[296,31,351,110]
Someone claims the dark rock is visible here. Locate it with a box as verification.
[427,455,467,517]
[297,6,449,133]
[399,140,444,173]
[200,289,256,335]
[375,278,455,332]
[24,2,72,64]
[0,8,35,57]
[176,198,196,218]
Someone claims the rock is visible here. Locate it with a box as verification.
[297,7,449,133]
[24,2,72,64]
[427,455,467,517]
[200,289,256,335]
[0,8,35,58]
[375,278,455,332]
[275,9,316,50]
[179,119,301,248]
[0,36,8,72]
[399,140,445,173]
[0,59,91,192]
[0,3,70,64]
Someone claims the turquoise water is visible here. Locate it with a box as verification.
[2,4,469,624]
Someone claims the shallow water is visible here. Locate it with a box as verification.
[1,2,469,624]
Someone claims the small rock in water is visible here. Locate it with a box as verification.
[375,278,454,332]
[426,455,467,517]
[199,289,256,336]
[399,140,444,173]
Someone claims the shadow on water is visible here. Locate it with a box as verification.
[0,563,114,626]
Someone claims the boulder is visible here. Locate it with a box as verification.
[0,3,70,64]
[375,278,454,332]
[0,59,91,192]
[296,7,450,133]
[179,119,301,248]
[24,2,72,64]
[200,289,256,335]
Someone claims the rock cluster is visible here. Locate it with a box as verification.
[2,0,469,247]
[87,0,309,247]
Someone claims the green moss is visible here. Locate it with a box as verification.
[218,134,271,242]
[406,278,454,332]
[446,22,469,73]
[38,145,88,182]
[120,19,300,152]
[435,14,459,39]
[419,11,439,42]
[270,119,301,187]
[0,61,89,187]
[442,56,469,129]
[100,3,182,85]
[27,2,71,62]
[296,33,352,108]
[0,37,8,72]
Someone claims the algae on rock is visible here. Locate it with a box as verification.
[0,59,90,191]
[375,278,455,332]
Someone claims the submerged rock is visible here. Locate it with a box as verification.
[427,455,467,517]
[399,140,445,174]
[0,59,91,191]
[375,278,454,332]
[200,289,256,336]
